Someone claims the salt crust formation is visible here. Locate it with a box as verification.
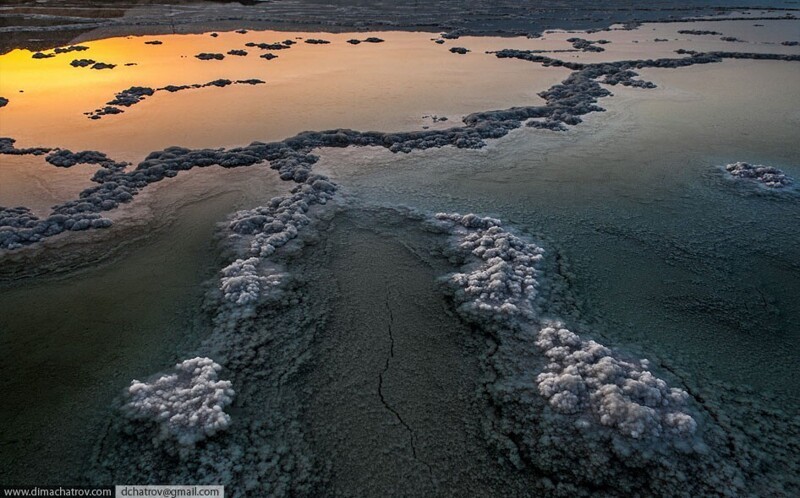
[84,178,798,496]
[93,179,338,494]
[428,213,794,496]
[724,161,793,188]
[123,357,235,446]
[87,80,265,118]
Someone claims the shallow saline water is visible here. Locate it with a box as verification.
[1,13,799,496]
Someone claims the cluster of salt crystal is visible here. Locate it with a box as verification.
[725,162,792,188]
[437,212,696,441]
[535,324,697,438]
[219,257,273,306]
[227,180,336,258]
[124,357,235,446]
[436,213,544,322]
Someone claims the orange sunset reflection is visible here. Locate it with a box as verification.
[0,30,569,160]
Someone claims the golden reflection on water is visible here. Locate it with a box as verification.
[0,29,572,211]
[1,20,796,212]
[0,30,570,157]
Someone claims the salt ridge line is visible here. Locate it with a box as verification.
[97,182,338,494]
[2,49,800,251]
[118,172,338,446]
[431,212,697,441]
[214,177,338,325]
[87,79,266,119]
[428,212,759,496]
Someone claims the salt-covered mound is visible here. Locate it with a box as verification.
[218,256,287,313]
[434,213,544,322]
[106,86,155,107]
[228,178,336,259]
[205,79,233,88]
[348,37,386,45]
[245,42,292,50]
[724,161,793,188]
[0,206,39,229]
[195,53,224,60]
[88,106,123,119]
[32,45,88,59]
[0,137,51,155]
[45,149,127,170]
[484,325,729,497]
[678,29,722,35]
[535,324,696,438]
[161,85,195,92]
[566,37,609,52]
[68,58,116,69]
[123,357,235,446]
[0,207,112,250]
[70,58,95,67]
[54,45,89,54]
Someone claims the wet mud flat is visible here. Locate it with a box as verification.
[304,211,532,496]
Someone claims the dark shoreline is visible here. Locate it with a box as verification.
[1,0,798,54]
